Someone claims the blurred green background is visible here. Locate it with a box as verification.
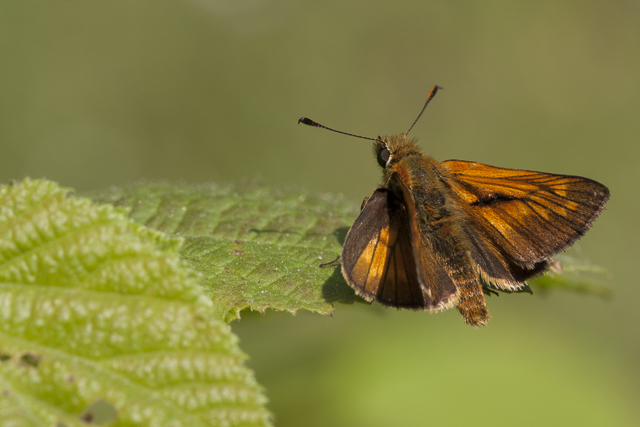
[1,1,638,426]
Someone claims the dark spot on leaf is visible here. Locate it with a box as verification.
[3,390,10,397]
[0,353,11,362]
[80,399,117,425]
[80,413,94,423]
[233,248,244,256]
[68,375,75,383]
[20,353,41,368]
[233,239,243,245]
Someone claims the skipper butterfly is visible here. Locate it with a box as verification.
[299,86,609,326]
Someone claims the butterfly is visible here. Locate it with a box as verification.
[299,86,610,326]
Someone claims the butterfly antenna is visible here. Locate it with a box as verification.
[298,117,379,142]
[405,85,442,136]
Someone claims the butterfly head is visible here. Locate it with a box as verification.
[374,134,424,169]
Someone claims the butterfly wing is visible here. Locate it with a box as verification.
[442,160,610,281]
[341,186,458,311]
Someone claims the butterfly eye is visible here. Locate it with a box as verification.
[377,148,391,167]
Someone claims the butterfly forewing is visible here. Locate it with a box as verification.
[341,189,427,308]
[341,187,459,311]
[443,160,610,265]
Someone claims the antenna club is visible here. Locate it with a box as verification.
[297,116,379,142]
[298,117,320,126]
[404,84,442,136]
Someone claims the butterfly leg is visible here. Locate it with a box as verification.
[319,256,341,267]
[481,284,500,297]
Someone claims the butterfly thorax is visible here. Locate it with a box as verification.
[375,134,452,226]
[380,137,477,293]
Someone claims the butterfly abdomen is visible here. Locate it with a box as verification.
[425,217,490,326]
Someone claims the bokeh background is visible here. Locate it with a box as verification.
[1,1,638,426]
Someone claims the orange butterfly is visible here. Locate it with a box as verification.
[299,86,610,326]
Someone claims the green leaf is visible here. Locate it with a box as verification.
[88,182,361,322]
[530,253,612,297]
[0,179,271,426]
